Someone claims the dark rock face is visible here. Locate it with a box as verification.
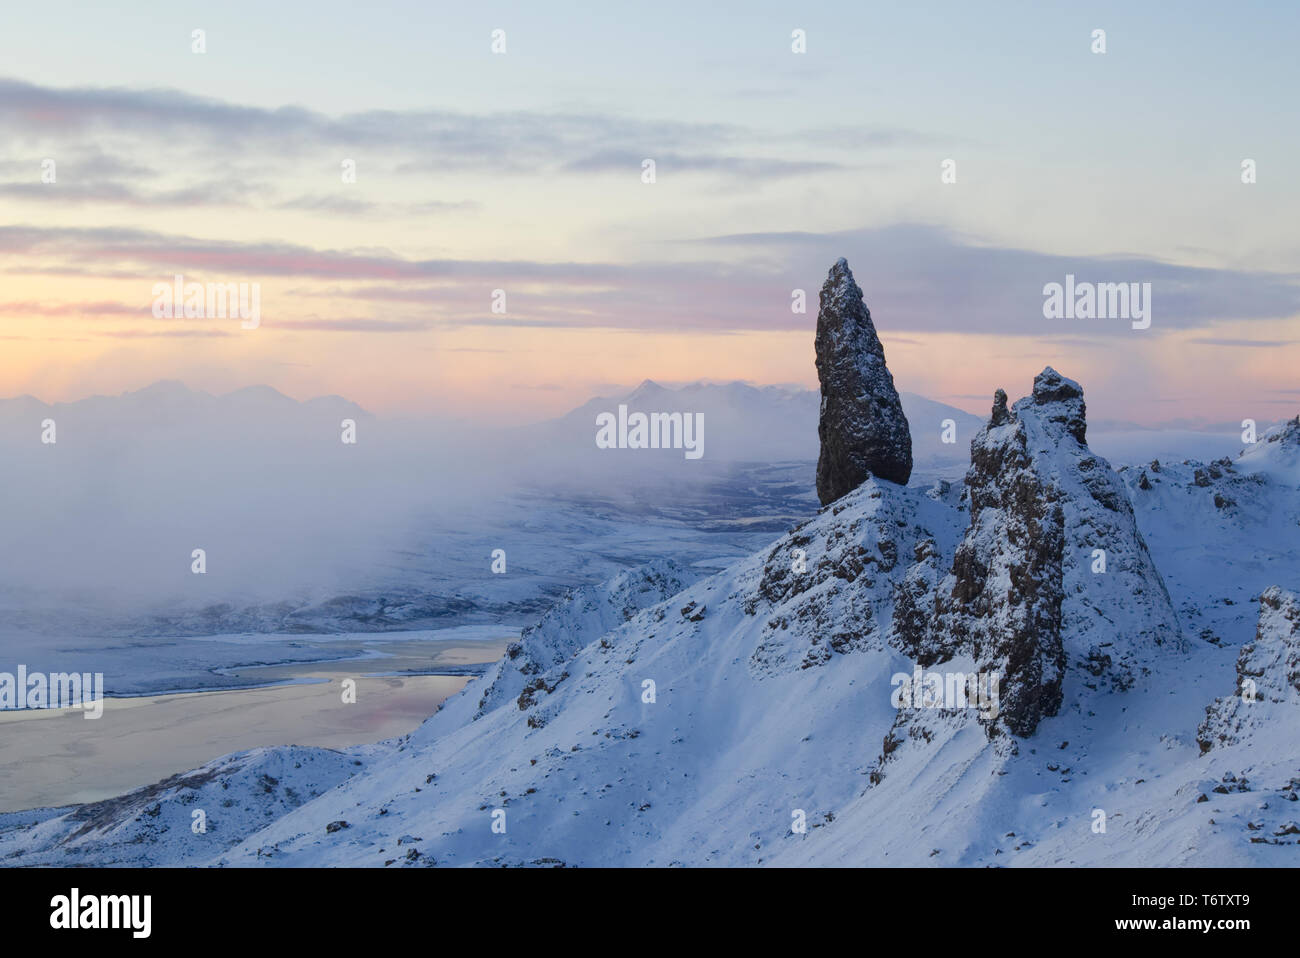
[990,388,1011,426]
[936,390,1067,738]
[815,258,912,503]
[890,538,946,666]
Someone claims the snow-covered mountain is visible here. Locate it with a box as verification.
[4,259,1296,867]
[0,380,370,438]
[526,377,982,480]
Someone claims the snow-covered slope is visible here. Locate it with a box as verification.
[1237,415,1300,488]
[203,477,970,867]
[469,559,700,720]
[205,419,1300,865]
[0,746,370,867]
[1118,416,1300,653]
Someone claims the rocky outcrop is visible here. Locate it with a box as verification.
[746,479,961,677]
[1198,586,1300,752]
[815,258,912,503]
[886,367,1181,745]
[890,537,946,666]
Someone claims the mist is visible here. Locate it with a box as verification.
[0,383,519,626]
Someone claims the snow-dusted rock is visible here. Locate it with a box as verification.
[745,480,962,677]
[889,367,1181,741]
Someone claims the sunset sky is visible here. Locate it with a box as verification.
[2,0,1298,425]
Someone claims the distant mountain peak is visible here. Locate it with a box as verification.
[129,379,196,398]
[222,384,294,402]
[0,380,372,423]
[626,379,668,400]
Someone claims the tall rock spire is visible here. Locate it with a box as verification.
[814,258,912,503]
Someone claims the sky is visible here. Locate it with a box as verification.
[1,0,1297,426]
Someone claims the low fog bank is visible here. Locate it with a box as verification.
[0,382,817,636]
[0,384,516,628]
[0,380,1260,638]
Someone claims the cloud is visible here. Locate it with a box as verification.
[0,148,156,180]
[5,222,1298,338]
[689,223,1300,334]
[0,179,268,207]
[0,175,474,216]
[800,126,961,150]
[562,151,841,178]
[0,224,649,284]
[0,300,141,316]
[267,317,433,333]
[273,195,479,217]
[95,329,234,338]
[1187,337,1295,348]
[0,77,929,189]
